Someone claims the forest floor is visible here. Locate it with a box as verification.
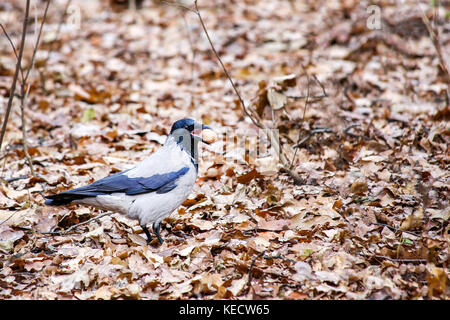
[0,0,448,299]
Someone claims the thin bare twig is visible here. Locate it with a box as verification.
[42,212,114,236]
[290,65,311,167]
[370,222,422,238]
[192,0,261,128]
[4,175,28,183]
[0,24,19,60]
[0,211,18,226]
[357,252,427,264]
[192,1,305,184]
[40,0,72,91]
[0,0,31,151]
[20,97,35,176]
[182,12,196,83]
[247,250,266,292]
[0,23,24,81]
[63,212,113,234]
[160,0,196,13]
[343,86,356,110]
[417,1,450,93]
[18,0,51,176]
[293,127,332,149]
[162,0,306,184]
[286,75,327,101]
[373,255,427,264]
[23,0,50,84]
[312,74,327,98]
[301,67,310,122]
[343,124,362,138]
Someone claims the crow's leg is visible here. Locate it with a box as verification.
[141,224,153,243]
[152,221,163,244]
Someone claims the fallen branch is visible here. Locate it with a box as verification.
[63,212,113,234]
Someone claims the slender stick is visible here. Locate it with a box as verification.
[18,0,51,176]
[0,24,19,60]
[0,211,18,226]
[0,24,24,81]
[370,222,421,238]
[23,0,50,84]
[63,212,113,234]
[192,1,304,184]
[160,0,196,14]
[247,250,266,292]
[193,0,261,128]
[20,95,35,176]
[182,12,196,83]
[42,212,114,236]
[0,0,31,151]
[40,0,72,92]
[290,65,311,167]
[293,127,332,149]
[162,0,305,184]
[373,255,427,264]
[417,1,450,92]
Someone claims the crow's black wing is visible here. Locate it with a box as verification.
[45,167,189,205]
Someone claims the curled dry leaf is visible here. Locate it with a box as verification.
[350,181,368,195]
[273,74,297,87]
[290,214,339,231]
[267,88,287,110]
[194,273,224,294]
[400,208,424,231]
[0,226,25,253]
[236,168,262,184]
[258,219,290,231]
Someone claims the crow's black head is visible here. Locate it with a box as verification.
[169,118,211,134]
[167,119,215,167]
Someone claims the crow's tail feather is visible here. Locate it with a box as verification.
[44,191,91,206]
[44,197,73,206]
